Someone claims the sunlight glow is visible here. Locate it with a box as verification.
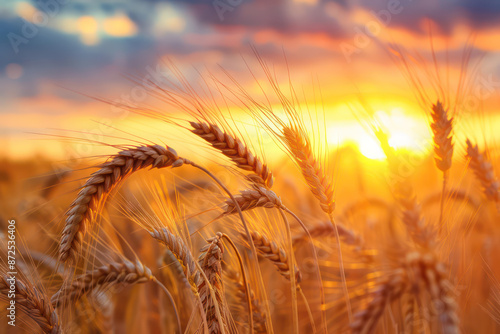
[77,16,99,45]
[103,13,138,37]
[356,108,430,160]
[16,2,37,21]
[358,137,386,160]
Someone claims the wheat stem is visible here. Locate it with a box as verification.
[277,208,299,334]
[220,233,254,333]
[60,145,183,263]
[185,160,274,334]
[283,206,329,333]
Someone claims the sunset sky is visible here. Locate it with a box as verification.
[1,0,500,160]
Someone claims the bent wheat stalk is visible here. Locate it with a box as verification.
[60,144,183,263]
[399,194,433,248]
[283,125,351,324]
[222,184,282,215]
[227,270,267,334]
[197,233,233,334]
[466,138,500,213]
[351,268,408,334]
[292,221,362,249]
[1,275,61,334]
[247,230,301,283]
[52,260,155,306]
[405,252,459,334]
[190,121,274,188]
[150,228,200,295]
[52,259,182,333]
[183,160,274,334]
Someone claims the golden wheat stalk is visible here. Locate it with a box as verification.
[431,101,454,173]
[399,195,433,248]
[282,126,334,214]
[403,291,416,333]
[431,101,454,230]
[406,252,459,334]
[190,121,274,188]
[292,221,362,249]
[350,268,408,334]
[466,139,500,211]
[1,275,61,334]
[222,184,282,215]
[246,230,301,283]
[51,260,154,307]
[282,124,351,325]
[197,233,233,334]
[150,228,199,295]
[227,270,267,334]
[60,145,183,263]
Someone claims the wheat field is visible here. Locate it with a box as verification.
[1,50,500,334]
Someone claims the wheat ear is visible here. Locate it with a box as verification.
[399,195,433,248]
[60,145,183,263]
[1,275,61,334]
[466,139,500,211]
[283,125,351,323]
[351,268,408,334]
[376,129,433,247]
[197,233,232,334]
[223,184,282,215]
[282,126,335,214]
[150,228,199,295]
[190,121,274,188]
[51,260,154,307]
[227,270,267,334]
[406,252,459,334]
[431,101,454,173]
[431,101,454,230]
[247,230,301,283]
[292,221,362,249]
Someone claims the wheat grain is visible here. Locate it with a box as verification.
[283,126,335,215]
[1,275,61,334]
[190,121,274,188]
[227,270,267,334]
[51,260,154,307]
[431,101,454,172]
[466,139,500,208]
[406,252,459,334]
[292,221,362,249]
[60,144,183,263]
[246,230,301,283]
[150,228,199,295]
[399,195,433,248]
[351,268,408,334]
[223,184,281,215]
[197,232,232,334]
